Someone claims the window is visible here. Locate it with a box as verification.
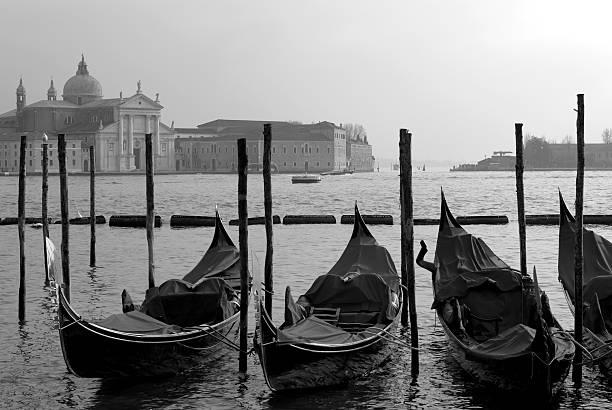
[29,151,32,157]
[293,146,297,154]
[301,147,304,154]
[317,162,319,166]
[328,162,331,166]
[50,160,54,166]
[29,144,32,148]
[283,162,287,166]
[50,144,53,148]
[272,146,276,154]
[162,143,167,153]
[72,151,76,156]
[29,160,32,166]
[72,160,76,166]
[316,146,319,153]
[293,162,296,167]
[309,148,312,154]
[328,147,331,154]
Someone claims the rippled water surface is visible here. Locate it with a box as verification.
[2,169,612,409]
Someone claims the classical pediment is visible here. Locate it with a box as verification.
[119,94,163,110]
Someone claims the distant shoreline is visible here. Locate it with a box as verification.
[0,170,375,177]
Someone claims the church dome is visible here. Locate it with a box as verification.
[62,55,102,104]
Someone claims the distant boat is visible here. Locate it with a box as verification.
[291,174,321,184]
[30,222,43,229]
[320,169,353,176]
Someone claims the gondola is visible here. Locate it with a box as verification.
[417,193,574,396]
[559,192,612,374]
[254,204,402,391]
[54,211,246,378]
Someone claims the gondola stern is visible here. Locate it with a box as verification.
[352,202,374,240]
[558,191,575,226]
[439,189,461,232]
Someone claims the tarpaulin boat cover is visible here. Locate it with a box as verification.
[301,205,399,321]
[558,193,612,329]
[181,211,242,289]
[432,194,530,346]
[433,195,522,305]
[469,324,535,358]
[140,277,236,327]
[95,311,182,335]
[277,315,384,345]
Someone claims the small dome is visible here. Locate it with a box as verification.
[62,55,102,104]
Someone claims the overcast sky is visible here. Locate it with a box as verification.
[2,1,611,163]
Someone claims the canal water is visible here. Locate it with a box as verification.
[2,169,612,409]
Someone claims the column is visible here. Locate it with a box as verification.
[128,115,134,155]
[118,115,124,156]
[155,115,160,157]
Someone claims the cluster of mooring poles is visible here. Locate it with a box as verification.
[513,94,585,387]
[17,133,97,320]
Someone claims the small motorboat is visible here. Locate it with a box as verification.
[291,174,321,184]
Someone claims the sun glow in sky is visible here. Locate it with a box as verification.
[2,0,612,163]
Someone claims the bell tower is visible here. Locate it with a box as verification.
[16,78,26,130]
[47,79,57,101]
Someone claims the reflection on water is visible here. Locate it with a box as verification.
[1,170,612,408]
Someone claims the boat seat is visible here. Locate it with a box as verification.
[465,310,503,342]
[312,307,341,326]
[338,311,379,332]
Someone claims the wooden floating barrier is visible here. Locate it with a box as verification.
[340,214,393,225]
[109,215,162,228]
[229,215,281,226]
[282,215,336,224]
[170,215,215,227]
[414,215,509,225]
[526,214,612,225]
[52,216,106,225]
[1,217,53,225]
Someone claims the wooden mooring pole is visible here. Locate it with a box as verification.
[515,123,527,278]
[145,133,155,289]
[399,128,419,378]
[18,135,26,322]
[573,93,585,386]
[42,134,49,285]
[263,124,274,317]
[89,145,96,267]
[58,134,70,302]
[237,138,249,373]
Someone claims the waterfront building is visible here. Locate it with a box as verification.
[0,56,175,173]
[175,119,372,173]
[346,135,374,171]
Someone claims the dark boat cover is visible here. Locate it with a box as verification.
[95,311,182,335]
[558,193,612,329]
[433,194,522,306]
[277,316,384,345]
[140,277,236,327]
[432,193,535,352]
[181,211,242,289]
[302,204,399,321]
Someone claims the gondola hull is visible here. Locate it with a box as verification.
[437,309,573,394]
[58,287,240,378]
[255,302,399,391]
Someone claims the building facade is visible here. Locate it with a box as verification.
[346,136,374,172]
[175,119,354,173]
[0,56,175,172]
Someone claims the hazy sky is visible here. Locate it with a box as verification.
[2,1,611,163]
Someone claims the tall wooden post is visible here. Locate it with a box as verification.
[145,133,155,289]
[515,123,527,277]
[263,124,274,317]
[399,128,419,378]
[237,138,249,373]
[42,134,49,285]
[58,134,71,302]
[573,93,585,386]
[89,145,96,267]
[18,135,26,322]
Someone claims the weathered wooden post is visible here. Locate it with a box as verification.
[18,135,26,322]
[237,138,249,373]
[515,123,527,277]
[58,134,71,302]
[89,145,96,267]
[42,133,50,285]
[399,128,419,378]
[145,133,155,289]
[263,124,274,317]
[573,93,585,386]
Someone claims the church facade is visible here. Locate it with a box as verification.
[0,56,175,173]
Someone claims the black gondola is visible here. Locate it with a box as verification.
[254,204,402,391]
[417,193,574,396]
[559,192,612,374]
[54,211,246,378]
